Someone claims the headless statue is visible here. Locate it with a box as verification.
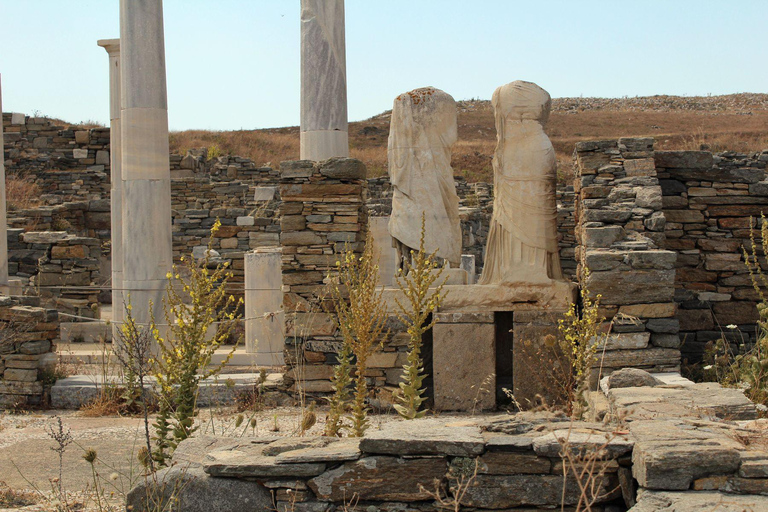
[387,87,461,272]
[479,81,563,285]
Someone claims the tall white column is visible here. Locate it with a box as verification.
[245,248,284,365]
[119,0,172,326]
[97,39,123,326]
[300,0,349,161]
[0,76,9,294]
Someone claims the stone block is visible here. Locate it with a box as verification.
[584,226,625,248]
[359,418,485,456]
[713,301,759,325]
[74,130,90,144]
[4,368,38,382]
[664,210,705,223]
[51,245,87,259]
[433,321,495,411]
[281,232,323,246]
[95,150,110,165]
[654,151,713,170]
[477,452,551,475]
[72,148,89,159]
[253,186,277,201]
[592,332,650,350]
[318,158,366,180]
[308,456,446,502]
[635,188,663,209]
[281,215,306,232]
[285,313,336,337]
[632,440,740,490]
[618,303,676,319]
[236,216,255,226]
[586,270,675,305]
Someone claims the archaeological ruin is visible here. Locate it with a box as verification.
[2,0,768,510]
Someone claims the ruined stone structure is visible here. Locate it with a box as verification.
[0,295,59,407]
[574,138,681,379]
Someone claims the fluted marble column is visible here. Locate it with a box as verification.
[0,76,9,293]
[119,0,172,326]
[97,39,123,327]
[300,0,349,161]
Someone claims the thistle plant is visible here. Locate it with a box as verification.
[393,215,446,419]
[151,219,243,464]
[328,235,388,437]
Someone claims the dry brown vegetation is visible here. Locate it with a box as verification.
[115,93,768,183]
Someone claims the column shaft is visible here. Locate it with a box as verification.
[119,0,172,326]
[0,76,9,292]
[300,0,349,161]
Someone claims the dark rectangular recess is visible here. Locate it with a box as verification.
[495,311,514,405]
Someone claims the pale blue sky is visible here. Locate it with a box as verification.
[1,0,766,131]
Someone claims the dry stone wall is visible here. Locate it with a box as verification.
[0,295,59,407]
[657,149,768,362]
[574,138,681,378]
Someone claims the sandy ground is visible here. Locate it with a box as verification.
[0,405,403,510]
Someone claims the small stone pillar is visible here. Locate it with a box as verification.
[245,248,284,365]
[97,38,123,325]
[0,76,8,293]
[369,217,398,287]
[300,0,349,161]
[119,0,173,326]
[433,312,495,412]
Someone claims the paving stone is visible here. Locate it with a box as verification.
[359,418,485,457]
[275,439,360,464]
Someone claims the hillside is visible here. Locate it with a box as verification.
[168,93,768,183]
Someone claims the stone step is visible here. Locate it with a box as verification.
[56,343,284,368]
[50,371,286,409]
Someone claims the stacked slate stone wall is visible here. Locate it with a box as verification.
[574,138,681,378]
[279,158,383,393]
[8,200,111,242]
[18,232,102,319]
[656,150,768,362]
[0,295,59,407]
[2,113,111,200]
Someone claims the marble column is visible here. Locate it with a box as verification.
[0,76,9,294]
[119,0,172,326]
[300,0,349,161]
[245,248,284,365]
[97,39,123,326]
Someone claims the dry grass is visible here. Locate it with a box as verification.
[163,93,768,183]
[6,175,42,210]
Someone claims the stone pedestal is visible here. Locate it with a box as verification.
[369,217,398,287]
[300,0,348,161]
[97,38,123,327]
[245,248,284,366]
[460,255,476,284]
[119,0,172,327]
[0,76,9,293]
[433,312,495,412]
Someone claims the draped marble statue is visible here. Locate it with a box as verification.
[479,81,563,285]
[387,87,461,270]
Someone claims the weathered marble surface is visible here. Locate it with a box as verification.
[119,0,173,326]
[480,81,563,285]
[387,87,461,267]
[97,39,123,328]
[300,0,348,161]
[0,76,9,291]
[245,248,284,364]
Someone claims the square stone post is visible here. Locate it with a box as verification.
[245,247,285,365]
[97,39,123,327]
[0,76,9,293]
[300,0,349,161]
[119,0,172,327]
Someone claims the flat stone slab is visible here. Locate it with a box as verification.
[275,439,361,464]
[360,418,485,456]
[203,444,326,478]
[532,429,634,458]
[608,382,757,421]
[631,490,768,511]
